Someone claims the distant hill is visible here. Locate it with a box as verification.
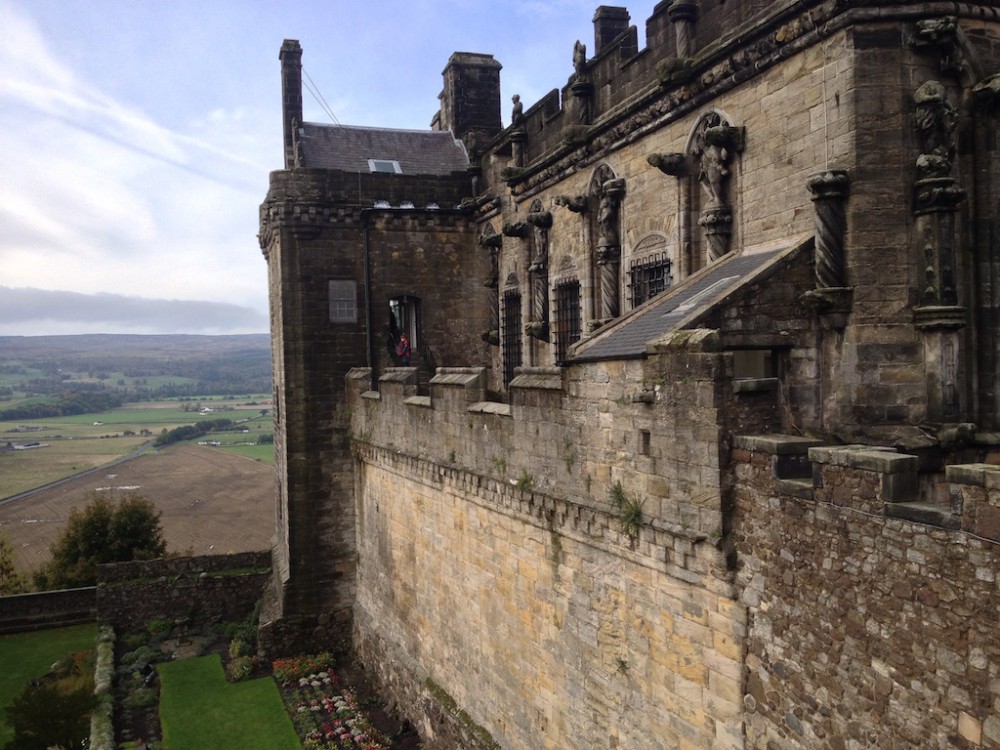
[0,334,271,401]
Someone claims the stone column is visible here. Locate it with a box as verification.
[511,129,527,169]
[667,0,698,59]
[479,231,503,346]
[801,170,853,323]
[526,209,552,340]
[911,81,966,422]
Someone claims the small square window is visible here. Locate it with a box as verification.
[329,280,357,323]
[368,159,402,174]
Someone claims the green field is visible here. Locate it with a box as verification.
[0,624,97,748]
[0,400,273,498]
[159,655,300,750]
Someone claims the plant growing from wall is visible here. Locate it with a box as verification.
[609,481,644,540]
[491,456,508,476]
[515,471,535,491]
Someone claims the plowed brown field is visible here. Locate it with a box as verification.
[0,444,275,575]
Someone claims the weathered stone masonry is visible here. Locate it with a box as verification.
[262,2,1000,747]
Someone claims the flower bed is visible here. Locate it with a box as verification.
[273,654,391,750]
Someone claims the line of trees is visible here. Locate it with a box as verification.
[0,391,123,421]
[153,418,235,447]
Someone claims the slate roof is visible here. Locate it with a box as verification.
[300,123,469,176]
[573,238,809,362]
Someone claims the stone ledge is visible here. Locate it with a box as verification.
[775,478,814,499]
[808,445,914,473]
[469,402,512,416]
[380,367,419,384]
[362,391,381,401]
[733,434,825,454]
[509,366,562,390]
[733,377,779,394]
[430,367,486,387]
[404,396,432,408]
[947,463,1000,489]
[885,502,960,530]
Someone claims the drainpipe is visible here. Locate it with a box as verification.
[361,210,374,376]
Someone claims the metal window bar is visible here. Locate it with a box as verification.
[627,253,673,308]
[502,291,523,387]
[554,280,581,365]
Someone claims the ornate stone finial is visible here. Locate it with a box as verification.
[511,94,524,126]
[554,195,588,213]
[647,152,689,177]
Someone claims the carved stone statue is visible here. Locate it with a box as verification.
[914,80,958,164]
[573,40,587,78]
[511,94,524,126]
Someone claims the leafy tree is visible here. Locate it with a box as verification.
[0,529,29,595]
[4,652,97,750]
[34,492,166,590]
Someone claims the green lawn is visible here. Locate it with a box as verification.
[158,654,300,750]
[0,624,97,747]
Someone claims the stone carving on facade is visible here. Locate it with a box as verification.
[912,80,965,324]
[573,40,587,78]
[479,225,503,345]
[571,40,594,125]
[911,16,964,76]
[802,170,853,321]
[597,179,625,322]
[511,94,524,126]
[526,201,552,340]
[690,113,743,262]
[554,194,588,213]
[973,73,1000,112]
[647,152,689,177]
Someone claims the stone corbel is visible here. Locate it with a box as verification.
[911,16,964,76]
[526,211,553,229]
[502,221,530,238]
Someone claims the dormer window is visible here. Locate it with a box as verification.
[368,159,402,174]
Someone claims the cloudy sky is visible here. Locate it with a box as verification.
[1,0,660,336]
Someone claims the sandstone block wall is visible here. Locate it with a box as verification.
[733,437,1000,749]
[347,351,772,749]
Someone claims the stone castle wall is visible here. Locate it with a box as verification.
[347,352,772,749]
[352,372,743,749]
[732,436,1000,749]
[96,552,271,634]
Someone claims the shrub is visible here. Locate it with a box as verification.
[226,656,254,682]
[122,686,159,710]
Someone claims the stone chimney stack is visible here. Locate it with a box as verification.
[436,52,502,153]
[280,39,303,170]
[593,6,631,54]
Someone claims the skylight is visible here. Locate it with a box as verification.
[368,159,402,174]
